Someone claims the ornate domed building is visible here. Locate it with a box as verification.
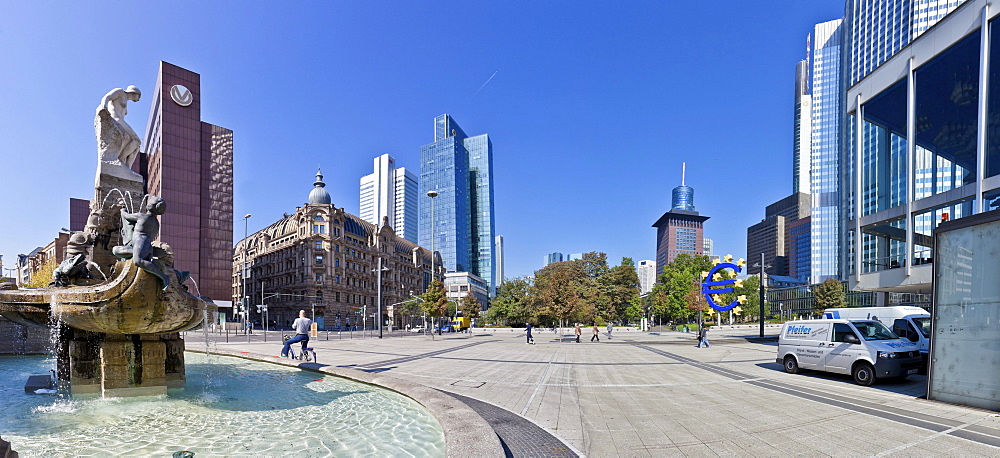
[233,170,442,330]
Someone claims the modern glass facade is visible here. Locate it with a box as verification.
[793,59,812,195]
[787,216,812,282]
[543,252,564,266]
[809,19,844,284]
[419,115,496,297]
[847,0,998,294]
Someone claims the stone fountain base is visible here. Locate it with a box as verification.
[59,328,186,397]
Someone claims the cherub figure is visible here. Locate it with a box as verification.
[113,195,170,289]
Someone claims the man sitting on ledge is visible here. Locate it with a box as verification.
[281,310,313,358]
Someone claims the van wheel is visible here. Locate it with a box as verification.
[783,356,799,374]
[853,362,876,386]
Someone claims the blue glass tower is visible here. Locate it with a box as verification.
[809,19,844,284]
[420,115,496,297]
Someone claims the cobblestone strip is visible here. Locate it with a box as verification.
[360,340,492,369]
[440,390,579,458]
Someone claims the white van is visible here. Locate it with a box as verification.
[824,306,930,370]
[776,319,922,386]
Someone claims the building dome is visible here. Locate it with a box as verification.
[308,168,332,205]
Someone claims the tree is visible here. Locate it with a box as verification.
[25,258,57,288]
[594,257,640,323]
[533,260,588,328]
[486,276,533,326]
[581,252,609,279]
[421,279,449,338]
[685,280,710,324]
[625,295,644,323]
[461,291,481,323]
[813,278,845,316]
[650,254,714,323]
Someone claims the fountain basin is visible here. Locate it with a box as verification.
[1,352,447,456]
[0,260,213,335]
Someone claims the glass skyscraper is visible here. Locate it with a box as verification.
[809,19,844,284]
[846,0,967,86]
[419,114,496,297]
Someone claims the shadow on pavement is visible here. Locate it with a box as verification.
[755,362,928,396]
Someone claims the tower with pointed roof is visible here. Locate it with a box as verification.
[309,168,332,205]
[652,163,709,267]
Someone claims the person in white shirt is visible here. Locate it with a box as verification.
[281,310,313,357]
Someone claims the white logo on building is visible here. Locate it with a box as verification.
[170,85,193,107]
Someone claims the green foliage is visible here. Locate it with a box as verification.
[593,260,640,323]
[685,279,708,316]
[813,278,846,315]
[581,252,609,278]
[485,253,641,327]
[650,254,714,322]
[461,291,481,320]
[534,259,589,326]
[625,295,644,323]
[486,277,533,326]
[421,279,448,318]
[25,258,57,288]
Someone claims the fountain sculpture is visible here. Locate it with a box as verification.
[0,85,216,397]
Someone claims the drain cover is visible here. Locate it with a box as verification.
[451,380,486,388]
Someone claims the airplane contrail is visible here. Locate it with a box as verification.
[472,70,499,97]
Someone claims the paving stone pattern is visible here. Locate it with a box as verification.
[441,389,577,458]
[184,327,1000,457]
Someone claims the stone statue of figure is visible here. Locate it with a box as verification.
[113,194,170,289]
[51,231,96,287]
[95,85,142,170]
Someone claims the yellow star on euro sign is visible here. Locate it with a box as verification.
[737,295,748,304]
[724,254,734,263]
[729,270,739,279]
[701,271,709,280]
[734,279,744,288]
[712,258,721,266]
[734,306,743,315]
[736,258,746,268]
[712,272,723,282]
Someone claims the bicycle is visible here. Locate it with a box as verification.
[282,334,317,363]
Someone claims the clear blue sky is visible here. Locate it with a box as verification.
[0,1,844,280]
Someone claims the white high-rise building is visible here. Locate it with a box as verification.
[637,260,657,295]
[793,58,812,195]
[495,235,505,287]
[701,237,714,257]
[360,154,418,242]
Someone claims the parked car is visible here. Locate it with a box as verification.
[409,326,426,333]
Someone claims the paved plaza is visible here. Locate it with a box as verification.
[184,326,1000,457]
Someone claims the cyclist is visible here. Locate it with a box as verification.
[281,310,312,358]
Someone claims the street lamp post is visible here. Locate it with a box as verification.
[375,257,390,338]
[753,253,772,338]
[427,190,438,281]
[243,213,251,342]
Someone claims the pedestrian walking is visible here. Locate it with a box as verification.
[525,322,534,344]
[607,322,613,340]
[696,325,711,348]
[591,324,600,342]
[574,324,582,343]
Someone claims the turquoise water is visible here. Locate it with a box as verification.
[0,353,445,457]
